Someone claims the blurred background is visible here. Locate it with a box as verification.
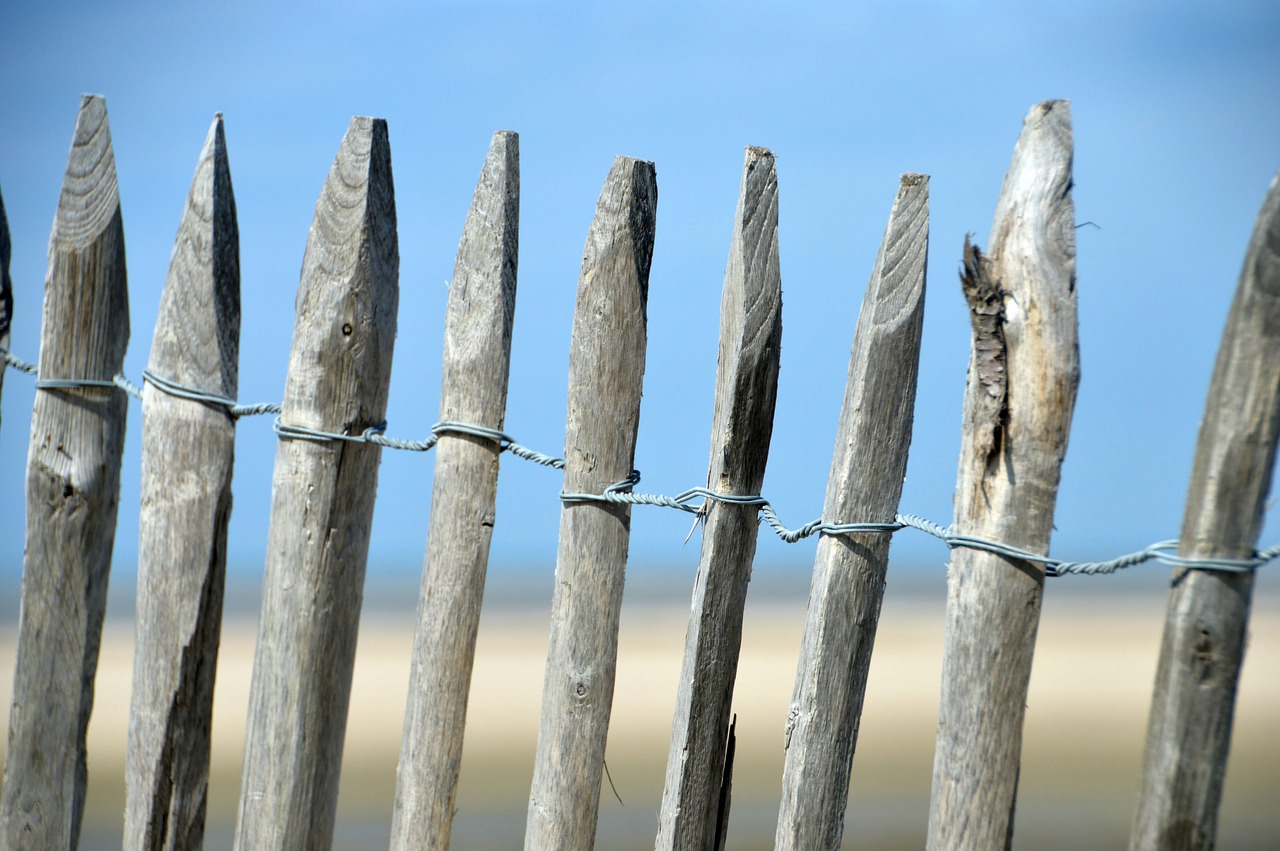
[4,577,1267,850]
[2,1,1278,848]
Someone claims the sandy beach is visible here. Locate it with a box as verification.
[3,573,1278,849]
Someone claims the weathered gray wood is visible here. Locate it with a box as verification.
[1130,171,1280,851]
[926,100,1078,850]
[655,146,782,851]
[123,114,239,851]
[390,130,520,851]
[0,93,130,850]
[233,116,398,851]
[1,183,12,425]
[524,156,657,851]
[775,172,929,851]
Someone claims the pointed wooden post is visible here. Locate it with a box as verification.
[524,156,657,851]
[391,130,520,851]
[776,172,929,850]
[927,100,1078,850]
[0,94,131,850]
[1130,172,1280,851]
[655,146,782,851]
[123,114,240,851]
[233,117,398,851]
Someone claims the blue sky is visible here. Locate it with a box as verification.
[1,1,1278,588]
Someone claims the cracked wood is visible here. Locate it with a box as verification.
[927,100,1079,851]
[124,114,240,851]
[1,94,131,850]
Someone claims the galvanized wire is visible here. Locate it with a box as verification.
[3,346,1277,576]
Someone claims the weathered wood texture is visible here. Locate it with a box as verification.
[926,100,1078,850]
[1130,171,1280,851]
[524,156,657,851]
[390,130,520,851]
[1,183,12,425]
[655,146,782,851]
[123,115,239,851]
[0,93,130,849]
[233,117,398,851]
[776,173,929,851]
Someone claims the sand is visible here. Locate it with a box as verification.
[3,575,1278,849]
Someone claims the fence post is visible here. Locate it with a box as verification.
[0,93,130,850]
[123,114,239,851]
[390,130,520,850]
[524,156,657,851]
[1,184,11,426]
[776,172,929,850]
[233,116,398,851]
[655,145,783,849]
[1129,172,1280,850]
[926,100,1078,850]
[656,146,783,851]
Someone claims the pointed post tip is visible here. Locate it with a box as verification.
[203,114,228,152]
[1026,99,1073,130]
[613,154,656,170]
[487,130,519,159]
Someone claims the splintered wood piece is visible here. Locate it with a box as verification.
[927,100,1079,850]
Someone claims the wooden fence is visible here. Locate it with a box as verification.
[1,93,1278,851]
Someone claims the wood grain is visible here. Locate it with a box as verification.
[233,116,398,851]
[124,114,239,851]
[927,100,1078,850]
[524,156,657,851]
[776,172,929,851]
[391,130,519,851]
[656,146,782,851]
[1130,171,1280,851]
[0,93,131,850]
